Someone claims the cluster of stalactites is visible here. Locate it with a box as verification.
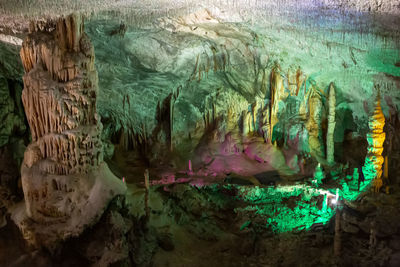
[21,73,98,142]
[20,14,93,77]
[20,14,103,175]
[236,65,329,155]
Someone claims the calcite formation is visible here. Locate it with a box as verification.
[305,82,325,160]
[154,88,180,151]
[260,104,271,142]
[12,14,126,248]
[270,67,289,143]
[327,83,336,165]
[241,99,265,138]
[363,92,385,192]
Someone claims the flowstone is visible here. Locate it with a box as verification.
[11,14,126,248]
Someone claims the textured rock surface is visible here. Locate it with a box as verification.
[12,14,126,248]
[0,5,398,166]
[0,42,26,149]
[0,73,26,147]
[0,42,27,231]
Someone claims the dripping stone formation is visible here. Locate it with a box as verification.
[12,14,126,248]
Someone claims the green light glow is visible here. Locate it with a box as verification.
[233,185,336,233]
[207,172,373,234]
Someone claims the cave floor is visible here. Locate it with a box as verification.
[2,139,399,266]
[1,178,400,266]
[124,182,400,266]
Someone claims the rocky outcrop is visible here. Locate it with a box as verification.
[12,14,126,248]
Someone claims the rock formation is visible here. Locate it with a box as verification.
[242,110,252,136]
[327,82,336,165]
[12,14,126,248]
[363,92,385,192]
[305,82,325,160]
[154,87,180,151]
[260,103,271,142]
[270,67,289,143]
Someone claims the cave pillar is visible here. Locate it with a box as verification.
[12,14,126,248]
[327,83,336,165]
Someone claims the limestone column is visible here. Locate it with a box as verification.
[327,82,336,165]
[13,14,126,248]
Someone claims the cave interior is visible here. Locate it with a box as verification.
[0,0,400,266]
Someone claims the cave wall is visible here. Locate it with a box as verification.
[0,42,28,227]
[77,8,399,166]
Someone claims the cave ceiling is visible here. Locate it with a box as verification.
[0,0,399,144]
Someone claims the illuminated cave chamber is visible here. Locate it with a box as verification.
[0,1,399,266]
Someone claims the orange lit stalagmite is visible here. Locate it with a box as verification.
[13,14,126,248]
[363,93,386,193]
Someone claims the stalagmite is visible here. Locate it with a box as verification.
[12,14,126,248]
[313,163,324,186]
[363,92,385,193]
[327,83,336,165]
[144,169,150,190]
[188,159,193,174]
